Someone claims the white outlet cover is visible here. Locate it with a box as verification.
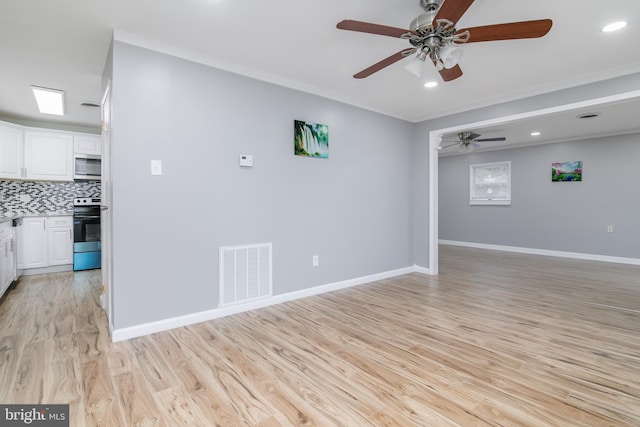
[150,159,162,175]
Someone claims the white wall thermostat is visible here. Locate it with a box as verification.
[239,155,254,167]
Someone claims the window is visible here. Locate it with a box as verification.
[469,161,511,205]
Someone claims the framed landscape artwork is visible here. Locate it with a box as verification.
[294,120,329,158]
[552,161,582,182]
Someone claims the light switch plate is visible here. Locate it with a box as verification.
[151,159,162,175]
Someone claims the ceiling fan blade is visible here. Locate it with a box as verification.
[438,64,463,82]
[439,142,461,149]
[459,19,553,43]
[475,137,506,142]
[434,0,475,26]
[353,49,414,79]
[337,20,414,38]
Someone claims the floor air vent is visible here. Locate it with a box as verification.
[219,243,272,307]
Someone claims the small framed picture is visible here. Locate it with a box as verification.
[294,120,328,158]
[552,161,582,182]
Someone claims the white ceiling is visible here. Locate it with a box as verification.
[1,0,640,139]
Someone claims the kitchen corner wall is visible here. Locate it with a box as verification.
[0,180,101,214]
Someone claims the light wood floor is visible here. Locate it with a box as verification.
[1,245,639,426]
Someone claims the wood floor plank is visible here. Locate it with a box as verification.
[152,386,215,427]
[42,338,82,404]
[157,331,256,426]
[0,334,20,402]
[81,358,126,426]
[181,323,344,426]
[10,340,45,403]
[114,370,167,427]
[1,245,639,425]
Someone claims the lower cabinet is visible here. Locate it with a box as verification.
[17,217,47,269]
[47,217,74,266]
[0,223,16,297]
[18,216,73,270]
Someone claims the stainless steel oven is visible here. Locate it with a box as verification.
[74,154,101,180]
[73,197,101,271]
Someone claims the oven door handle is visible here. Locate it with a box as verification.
[74,215,101,220]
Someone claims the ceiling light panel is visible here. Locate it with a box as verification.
[31,85,65,115]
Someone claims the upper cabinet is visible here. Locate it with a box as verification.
[74,134,101,155]
[24,130,74,181]
[0,119,100,182]
[0,122,25,180]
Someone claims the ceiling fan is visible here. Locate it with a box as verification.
[336,0,552,81]
[439,131,505,152]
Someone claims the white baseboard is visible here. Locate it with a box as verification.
[439,240,640,266]
[413,265,433,275]
[111,265,428,342]
[20,264,73,276]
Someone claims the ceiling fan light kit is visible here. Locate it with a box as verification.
[336,0,553,81]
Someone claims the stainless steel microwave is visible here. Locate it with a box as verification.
[74,154,101,180]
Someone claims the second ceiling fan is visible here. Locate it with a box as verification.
[440,131,505,152]
[337,0,552,81]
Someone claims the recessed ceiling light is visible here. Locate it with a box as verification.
[424,81,438,88]
[602,21,628,32]
[530,131,541,136]
[31,86,65,116]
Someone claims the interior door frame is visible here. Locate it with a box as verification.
[427,89,640,275]
[101,81,114,332]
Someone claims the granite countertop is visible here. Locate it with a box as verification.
[0,211,73,224]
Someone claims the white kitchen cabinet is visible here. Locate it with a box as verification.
[1,120,99,182]
[47,217,73,266]
[0,122,24,180]
[0,223,16,297]
[74,134,101,155]
[24,130,74,181]
[17,217,48,269]
[18,216,73,270]
[3,235,16,290]
[0,235,8,296]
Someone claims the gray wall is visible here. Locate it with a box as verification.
[109,41,413,329]
[438,134,640,258]
[411,72,640,266]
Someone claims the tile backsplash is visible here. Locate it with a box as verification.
[0,180,101,214]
